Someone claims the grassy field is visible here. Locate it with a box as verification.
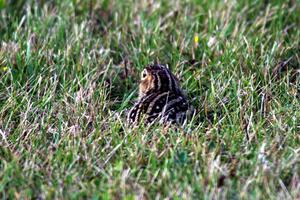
[0,0,299,199]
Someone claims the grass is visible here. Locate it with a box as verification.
[0,0,299,199]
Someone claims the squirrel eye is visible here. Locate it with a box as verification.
[141,70,147,79]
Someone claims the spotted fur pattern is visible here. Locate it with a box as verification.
[127,64,189,125]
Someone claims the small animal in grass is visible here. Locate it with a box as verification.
[127,64,190,126]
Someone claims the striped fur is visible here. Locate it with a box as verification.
[128,64,189,125]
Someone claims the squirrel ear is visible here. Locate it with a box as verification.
[155,64,169,69]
